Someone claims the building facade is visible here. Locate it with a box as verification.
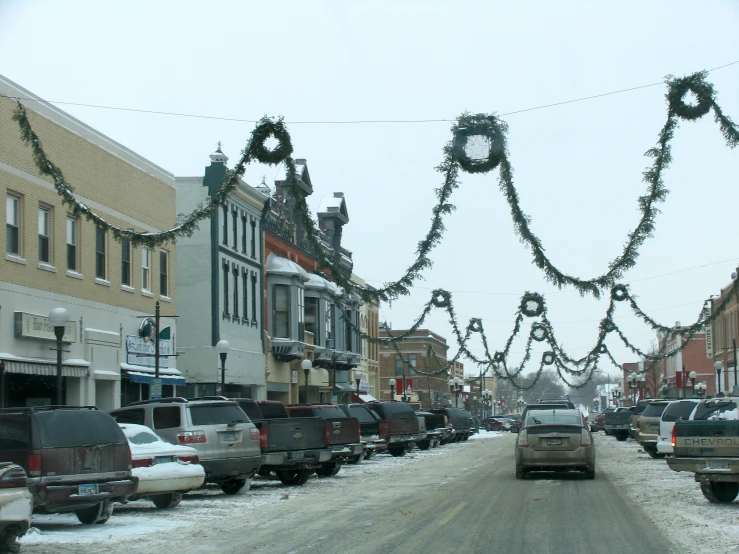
[710,274,739,395]
[657,326,713,397]
[0,74,182,410]
[174,147,267,399]
[378,325,451,408]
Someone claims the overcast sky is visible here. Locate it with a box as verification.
[1,1,738,384]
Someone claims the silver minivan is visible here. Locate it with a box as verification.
[110,397,261,494]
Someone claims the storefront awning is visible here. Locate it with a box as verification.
[356,393,377,403]
[125,371,186,386]
[335,382,357,392]
[0,354,89,378]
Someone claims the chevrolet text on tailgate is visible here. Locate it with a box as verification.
[666,397,739,503]
[233,399,331,486]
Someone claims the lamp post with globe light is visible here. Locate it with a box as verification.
[301,359,312,403]
[49,307,69,405]
[388,378,396,400]
[215,340,230,396]
[689,370,697,397]
[715,360,724,396]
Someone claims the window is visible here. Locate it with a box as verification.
[223,261,229,315]
[38,206,50,263]
[160,250,169,296]
[408,353,418,376]
[251,272,257,322]
[95,227,107,279]
[273,284,290,338]
[153,406,181,429]
[305,297,320,344]
[66,217,78,271]
[232,265,239,318]
[6,194,20,255]
[141,247,150,290]
[242,269,248,321]
[250,219,256,258]
[111,409,145,425]
[231,207,237,248]
[325,300,333,348]
[222,204,228,244]
[121,237,131,285]
[298,287,305,341]
[241,214,247,253]
[394,355,404,377]
[345,309,353,352]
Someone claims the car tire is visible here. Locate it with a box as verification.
[388,446,408,457]
[151,492,183,509]
[418,440,431,451]
[365,450,376,460]
[462,435,469,441]
[315,462,342,477]
[584,467,595,480]
[0,531,20,554]
[644,447,666,459]
[700,481,739,503]
[257,467,273,478]
[615,432,628,442]
[349,452,366,464]
[75,500,114,525]
[276,468,312,486]
[219,478,247,495]
[515,466,526,480]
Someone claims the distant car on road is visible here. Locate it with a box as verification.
[119,423,205,509]
[514,408,595,480]
[0,462,32,553]
[485,417,511,431]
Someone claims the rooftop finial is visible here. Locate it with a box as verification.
[216,141,222,152]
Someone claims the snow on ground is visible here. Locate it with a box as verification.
[595,432,739,553]
[21,431,504,550]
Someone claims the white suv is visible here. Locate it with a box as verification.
[656,399,700,455]
[0,462,32,552]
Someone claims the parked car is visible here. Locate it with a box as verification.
[339,404,389,459]
[629,399,656,439]
[514,408,595,479]
[234,399,331,485]
[485,417,512,432]
[110,397,261,495]
[656,399,701,455]
[430,408,474,441]
[666,397,739,503]
[514,401,577,433]
[635,400,672,458]
[596,407,615,433]
[0,406,138,525]
[415,411,451,448]
[285,404,362,476]
[366,402,425,455]
[0,462,32,553]
[119,423,205,508]
[604,406,634,441]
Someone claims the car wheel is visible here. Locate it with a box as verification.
[388,446,407,457]
[584,467,595,480]
[276,468,310,486]
[349,452,366,464]
[515,466,527,480]
[75,500,114,525]
[0,531,20,554]
[365,450,376,460]
[700,481,739,503]
[644,446,665,459]
[418,440,431,451]
[219,478,247,495]
[315,462,342,477]
[432,439,440,448]
[257,467,273,478]
[462,435,469,441]
[151,492,183,509]
[615,432,628,442]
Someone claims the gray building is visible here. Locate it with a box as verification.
[174,147,267,399]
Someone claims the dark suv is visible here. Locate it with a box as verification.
[0,406,137,524]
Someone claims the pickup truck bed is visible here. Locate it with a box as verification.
[604,408,632,441]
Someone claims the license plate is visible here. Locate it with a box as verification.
[546,438,562,446]
[155,456,174,465]
[291,451,304,460]
[612,424,624,428]
[366,441,374,446]
[78,483,99,496]
[222,431,237,442]
[650,423,659,430]
[402,435,411,441]
[707,460,730,470]
[332,445,344,451]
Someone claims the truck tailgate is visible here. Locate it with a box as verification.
[259,417,326,451]
[325,418,360,446]
[388,418,420,437]
[674,420,739,458]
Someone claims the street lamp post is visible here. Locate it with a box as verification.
[355,376,362,402]
[715,360,724,396]
[301,359,312,403]
[689,370,697,397]
[448,377,463,408]
[388,378,396,400]
[49,307,69,406]
[637,374,646,400]
[696,382,707,397]
[215,340,230,396]
[593,397,600,412]
[628,372,638,405]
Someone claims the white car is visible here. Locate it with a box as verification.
[0,462,32,553]
[120,424,206,509]
[656,399,700,455]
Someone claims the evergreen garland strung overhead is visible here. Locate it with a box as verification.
[11,70,738,390]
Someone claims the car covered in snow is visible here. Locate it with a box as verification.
[0,462,32,553]
[119,424,205,509]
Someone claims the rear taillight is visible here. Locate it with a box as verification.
[518,429,529,448]
[671,424,677,448]
[250,428,259,442]
[177,431,207,444]
[178,455,200,464]
[259,427,268,450]
[637,420,641,430]
[379,421,389,439]
[0,467,28,489]
[28,452,41,477]
[325,423,331,445]
[356,422,361,443]
[581,430,592,447]
[127,446,133,470]
[133,458,152,468]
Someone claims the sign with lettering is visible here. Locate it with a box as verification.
[126,335,170,368]
[454,361,464,379]
[291,370,299,384]
[150,378,163,399]
[704,305,713,358]
[14,312,76,342]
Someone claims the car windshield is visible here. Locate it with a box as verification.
[190,404,248,425]
[125,430,160,445]
[526,414,581,426]
[35,410,126,448]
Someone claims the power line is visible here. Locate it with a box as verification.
[2,60,736,125]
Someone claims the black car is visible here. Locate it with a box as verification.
[429,408,474,442]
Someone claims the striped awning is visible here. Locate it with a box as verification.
[2,360,89,378]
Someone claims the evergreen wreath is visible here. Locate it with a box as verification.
[451,114,507,174]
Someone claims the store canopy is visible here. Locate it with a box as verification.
[125,371,186,386]
[335,382,358,392]
[356,393,377,403]
[0,353,89,377]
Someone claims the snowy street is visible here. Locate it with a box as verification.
[24,430,735,553]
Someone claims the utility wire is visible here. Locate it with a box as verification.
[1,61,736,125]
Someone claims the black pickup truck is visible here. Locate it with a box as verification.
[604,407,634,441]
[666,397,739,503]
[430,408,475,442]
[338,404,388,462]
[366,402,425,456]
[416,411,454,449]
[232,399,331,486]
[285,405,363,476]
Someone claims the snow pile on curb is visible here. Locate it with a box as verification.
[595,433,739,553]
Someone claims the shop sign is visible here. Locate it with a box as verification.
[291,370,299,384]
[14,312,76,343]
[126,335,170,368]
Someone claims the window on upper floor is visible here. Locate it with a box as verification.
[222,204,228,244]
[6,193,21,256]
[273,284,290,338]
[95,227,107,279]
[242,269,248,321]
[297,287,305,342]
[251,272,258,322]
[395,355,404,377]
[141,246,150,290]
[305,297,320,345]
[345,309,352,353]
[241,214,247,254]
[38,206,51,264]
[232,264,239,318]
[231,207,237,249]
[66,216,78,272]
[160,250,169,297]
[223,260,230,316]
[250,219,256,258]
[121,237,131,286]
[408,353,418,376]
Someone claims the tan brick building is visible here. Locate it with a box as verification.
[0,74,181,409]
[378,325,451,408]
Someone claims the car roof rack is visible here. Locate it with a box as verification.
[188,396,232,402]
[126,397,189,406]
[0,405,98,413]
